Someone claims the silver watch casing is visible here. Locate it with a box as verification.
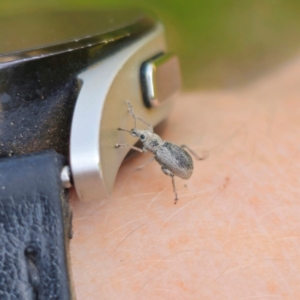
[0,9,181,202]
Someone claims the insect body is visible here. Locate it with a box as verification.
[155,142,193,180]
[115,101,205,204]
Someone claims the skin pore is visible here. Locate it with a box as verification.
[70,57,300,299]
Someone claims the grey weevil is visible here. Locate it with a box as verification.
[115,101,207,204]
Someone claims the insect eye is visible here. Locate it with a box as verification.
[140,134,145,140]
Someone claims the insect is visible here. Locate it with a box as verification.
[115,101,207,204]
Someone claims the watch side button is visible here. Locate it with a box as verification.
[61,165,73,189]
[140,53,181,108]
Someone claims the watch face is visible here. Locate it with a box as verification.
[0,9,154,64]
[0,9,180,202]
[0,10,156,159]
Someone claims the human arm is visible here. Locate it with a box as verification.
[70,58,300,299]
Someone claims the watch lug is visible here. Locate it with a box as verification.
[70,23,180,202]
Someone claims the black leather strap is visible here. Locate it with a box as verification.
[0,151,73,300]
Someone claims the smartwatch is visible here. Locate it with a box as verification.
[0,9,181,299]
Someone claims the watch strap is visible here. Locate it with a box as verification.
[0,150,74,300]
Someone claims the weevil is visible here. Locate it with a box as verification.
[115,101,206,204]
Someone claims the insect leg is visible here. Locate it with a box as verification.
[171,175,178,204]
[126,101,137,129]
[117,128,131,133]
[161,166,178,204]
[115,143,144,153]
[180,144,209,160]
[135,156,155,171]
[135,116,153,133]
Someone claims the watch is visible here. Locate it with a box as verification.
[0,9,181,299]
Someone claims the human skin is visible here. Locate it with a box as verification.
[70,57,300,300]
